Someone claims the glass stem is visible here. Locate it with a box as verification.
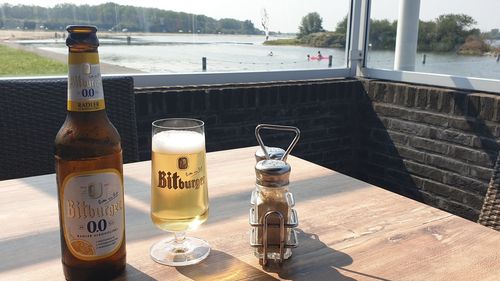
[174,231,186,244]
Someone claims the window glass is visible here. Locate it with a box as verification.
[367,0,500,80]
[0,0,350,76]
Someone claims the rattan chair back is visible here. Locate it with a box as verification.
[478,151,500,231]
[0,77,139,180]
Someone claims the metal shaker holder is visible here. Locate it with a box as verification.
[250,124,300,266]
[254,124,301,163]
[249,208,299,264]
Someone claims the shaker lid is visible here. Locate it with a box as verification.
[255,159,291,187]
[255,146,286,161]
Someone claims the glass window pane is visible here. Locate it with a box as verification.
[366,0,398,69]
[367,0,500,80]
[0,0,350,77]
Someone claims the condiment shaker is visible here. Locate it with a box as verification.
[249,124,300,266]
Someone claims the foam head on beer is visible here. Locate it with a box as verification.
[152,130,205,154]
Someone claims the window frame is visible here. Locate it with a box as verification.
[0,68,351,87]
[356,0,500,93]
[1,0,499,93]
[0,1,355,86]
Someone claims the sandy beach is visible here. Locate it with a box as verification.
[0,30,58,40]
[0,29,145,74]
[0,29,161,40]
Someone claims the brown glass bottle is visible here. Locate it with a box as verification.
[55,25,126,281]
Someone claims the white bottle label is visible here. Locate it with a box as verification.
[67,52,105,112]
[61,169,124,261]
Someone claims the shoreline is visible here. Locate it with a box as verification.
[0,30,145,74]
[265,33,499,57]
[0,29,169,40]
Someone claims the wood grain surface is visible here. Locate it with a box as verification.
[1,147,499,281]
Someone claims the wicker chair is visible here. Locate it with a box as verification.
[0,77,139,180]
[478,152,500,231]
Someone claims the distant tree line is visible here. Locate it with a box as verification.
[293,12,491,54]
[0,3,262,34]
[484,29,500,40]
[367,14,480,52]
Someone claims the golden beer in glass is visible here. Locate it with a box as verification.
[150,118,209,266]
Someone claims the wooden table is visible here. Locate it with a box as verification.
[1,147,500,280]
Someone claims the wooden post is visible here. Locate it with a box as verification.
[328,55,333,67]
[422,54,426,64]
[202,57,207,71]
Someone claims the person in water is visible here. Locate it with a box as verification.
[307,54,310,61]
[268,51,274,56]
[317,51,323,59]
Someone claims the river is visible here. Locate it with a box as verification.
[17,34,500,79]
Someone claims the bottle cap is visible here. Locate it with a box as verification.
[66,25,99,47]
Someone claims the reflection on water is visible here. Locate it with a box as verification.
[17,34,500,78]
[366,48,500,79]
[30,34,343,73]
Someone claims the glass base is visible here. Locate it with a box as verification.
[150,236,210,266]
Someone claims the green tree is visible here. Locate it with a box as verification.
[366,13,478,52]
[432,14,478,51]
[417,14,478,52]
[484,28,500,40]
[335,16,348,34]
[0,3,262,34]
[369,19,397,49]
[219,18,241,30]
[417,20,437,51]
[298,12,324,38]
[242,20,258,34]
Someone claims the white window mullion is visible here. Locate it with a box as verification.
[348,0,371,77]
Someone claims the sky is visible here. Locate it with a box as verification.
[2,0,500,33]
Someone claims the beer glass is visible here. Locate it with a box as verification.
[150,118,210,266]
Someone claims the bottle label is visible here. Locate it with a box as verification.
[61,169,124,261]
[67,53,105,112]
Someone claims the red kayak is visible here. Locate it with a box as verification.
[309,56,329,60]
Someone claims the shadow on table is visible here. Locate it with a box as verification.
[3,173,370,273]
[177,249,279,281]
[268,229,389,281]
[116,264,158,281]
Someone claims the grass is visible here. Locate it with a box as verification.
[263,38,302,46]
[263,32,346,48]
[0,44,67,76]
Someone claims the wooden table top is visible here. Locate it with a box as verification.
[1,146,500,281]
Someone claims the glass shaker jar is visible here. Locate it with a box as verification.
[251,159,297,262]
[250,124,300,266]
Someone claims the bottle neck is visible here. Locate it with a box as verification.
[67,50,105,112]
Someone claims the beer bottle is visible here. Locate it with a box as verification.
[55,25,126,281]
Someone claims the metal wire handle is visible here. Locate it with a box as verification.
[255,124,300,162]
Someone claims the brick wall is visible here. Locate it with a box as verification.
[358,79,499,220]
[134,78,499,221]
[134,79,360,176]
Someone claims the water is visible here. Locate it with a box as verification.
[17,34,500,79]
[25,34,342,73]
[367,49,500,79]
